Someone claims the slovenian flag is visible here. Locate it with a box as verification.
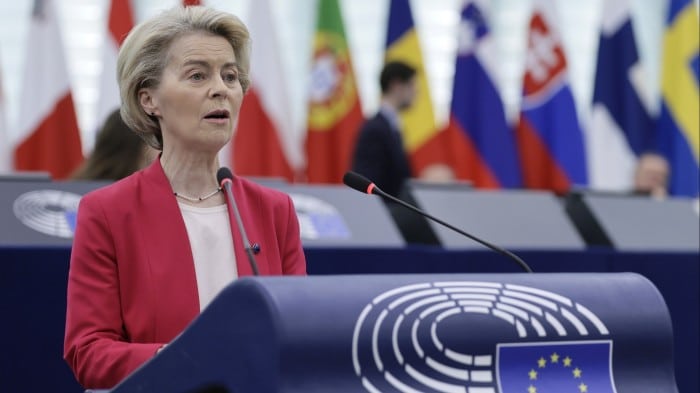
[589,0,655,192]
[516,0,588,193]
[441,0,521,188]
[656,0,699,196]
[384,0,439,176]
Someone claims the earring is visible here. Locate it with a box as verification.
[150,112,155,116]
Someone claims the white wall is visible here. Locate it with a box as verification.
[0,0,673,154]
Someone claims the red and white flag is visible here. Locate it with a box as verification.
[233,0,303,180]
[0,48,9,173]
[13,0,83,179]
[92,0,134,152]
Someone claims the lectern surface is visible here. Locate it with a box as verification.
[114,273,676,393]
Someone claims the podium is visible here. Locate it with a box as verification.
[113,273,677,393]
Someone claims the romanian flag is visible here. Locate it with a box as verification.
[305,0,364,183]
[384,0,439,176]
[516,0,587,193]
[657,0,699,196]
[588,0,655,192]
[441,0,521,188]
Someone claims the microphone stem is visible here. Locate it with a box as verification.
[222,181,260,276]
[377,189,533,273]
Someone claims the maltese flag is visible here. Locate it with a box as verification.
[0,49,9,173]
[91,0,134,152]
[233,0,303,180]
[13,0,83,179]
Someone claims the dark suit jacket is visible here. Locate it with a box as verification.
[351,112,412,197]
[64,159,306,389]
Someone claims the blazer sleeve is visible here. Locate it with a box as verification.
[64,193,163,389]
[280,194,307,275]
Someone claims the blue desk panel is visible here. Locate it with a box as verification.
[0,247,697,393]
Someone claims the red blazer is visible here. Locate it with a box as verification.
[64,160,306,389]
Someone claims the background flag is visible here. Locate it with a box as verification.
[234,0,303,181]
[12,0,83,179]
[305,0,364,183]
[516,0,588,193]
[441,0,521,188]
[588,0,655,192]
[384,0,439,176]
[656,0,699,196]
[0,48,8,172]
[92,0,134,152]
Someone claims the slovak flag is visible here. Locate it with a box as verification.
[13,0,83,179]
[588,0,655,192]
[233,0,304,181]
[92,0,134,153]
[516,0,588,193]
[441,0,521,188]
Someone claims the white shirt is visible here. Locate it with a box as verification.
[178,202,237,311]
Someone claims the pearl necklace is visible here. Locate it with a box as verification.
[173,187,222,202]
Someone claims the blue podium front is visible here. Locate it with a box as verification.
[113,273,676,393]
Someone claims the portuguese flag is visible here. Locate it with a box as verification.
[305,0,364,183]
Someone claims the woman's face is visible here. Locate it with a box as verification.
[140,32,243,154]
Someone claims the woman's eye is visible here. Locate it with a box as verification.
[190,72,204,81]
[224,72,238,83]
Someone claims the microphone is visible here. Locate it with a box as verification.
[343,171,533,273]
[217,167,260,276]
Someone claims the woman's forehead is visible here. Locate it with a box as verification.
[166,32,236,65]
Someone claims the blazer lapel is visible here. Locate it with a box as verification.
[139,160,200,330]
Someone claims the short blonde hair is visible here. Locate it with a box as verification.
[117,6,251,150]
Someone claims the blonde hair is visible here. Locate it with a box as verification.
[117,6,251,150]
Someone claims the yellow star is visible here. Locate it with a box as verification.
[578,382,588,392]
[563,356,572,367]
[550,352,560,363]
[538,357,547,368]
[573,367,582,378]
[529,369,538,380]
[528,385,537,393]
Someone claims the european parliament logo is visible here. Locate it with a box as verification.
[13,190,81,238]
[352,280,617,392]
[290,193,351,240]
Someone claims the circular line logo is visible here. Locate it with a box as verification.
[290,193,351,240]
[352,281,610,392]
[13,190,81,238]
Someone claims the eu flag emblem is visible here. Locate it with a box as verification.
[497,341,617,393]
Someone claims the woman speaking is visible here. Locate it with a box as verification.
[63,5,306,389]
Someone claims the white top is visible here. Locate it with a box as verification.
[179,202,237,311]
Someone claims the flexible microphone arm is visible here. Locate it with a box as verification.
[217,167,259,276]
[343,171,533,273]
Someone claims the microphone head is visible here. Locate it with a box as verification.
[217,167,234,186]
[343,171,376,194]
